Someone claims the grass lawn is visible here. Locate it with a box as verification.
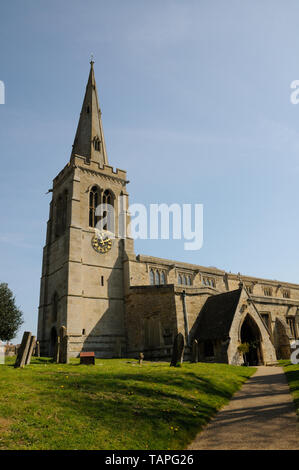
[280,360,299,415]
[0,357,255,450]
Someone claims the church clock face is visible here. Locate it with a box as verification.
[92,230,112,254]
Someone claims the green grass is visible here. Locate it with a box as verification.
[280,360,299,415]
[0,357,255,450]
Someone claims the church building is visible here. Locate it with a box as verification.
[37,62,299,366]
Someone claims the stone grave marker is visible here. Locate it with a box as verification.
[25,335,36,365]
[138,352,144,365]
[14,332,32,368]
[170,333,185,367]
[191,339,199,363]
[53,336,60,363]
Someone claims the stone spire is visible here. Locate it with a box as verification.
[71,60,108,165]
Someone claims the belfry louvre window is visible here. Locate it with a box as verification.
[89,186,101,228]
[94,137,100,151]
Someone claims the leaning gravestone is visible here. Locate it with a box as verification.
[14,332,32,368]
[191,339,199,363]
[170,333,185,367]
[25,336,36,365]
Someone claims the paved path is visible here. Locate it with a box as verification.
[188,366,299,450]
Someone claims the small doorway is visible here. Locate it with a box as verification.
[240,315,264,365]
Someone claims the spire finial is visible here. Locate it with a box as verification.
[90,53,94,65]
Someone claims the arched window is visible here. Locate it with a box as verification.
[155,270,160,285]
[183,275,187,285]
[161,271,166,285]
[93,137,100,151]
[89,186,101,228]
[187,276,191,286]
[178,274,182,285]
[150,269,155,285]
[52,292,58,322]
[102,189,114,232]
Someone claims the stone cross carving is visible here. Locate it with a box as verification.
[170,333,185,367]
[14,332,32,368]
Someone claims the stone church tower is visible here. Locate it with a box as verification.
[37,60,298,365]
[37,61,133,357]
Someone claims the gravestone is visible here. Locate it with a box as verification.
[170,333,185,367]
[53,336,60,363]
[80,351,95,365]
[25,336,36,365]
[14,332,32,368]
[138,352,144,365]
[35,341,40,357]
[59,326,69,364]
[191,339,199,363]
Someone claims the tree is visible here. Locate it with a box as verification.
[0,283,23,342]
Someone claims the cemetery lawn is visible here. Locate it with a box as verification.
[0,358,255,450]
[280,360,299,415]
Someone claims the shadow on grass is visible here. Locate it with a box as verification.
[31,365,253,449]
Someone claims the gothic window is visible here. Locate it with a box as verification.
[150,269,155,285]
[178,274,182,285]
[203,276,216,288]
[187,276,192,286]
[263,287,272,297]
[93,137,101,151]
[183,275,187,285]
[161,271,166,285]
[102,189,114,232]
[155,270,160,285]
[89,186,101,228]
[52,292,58,322]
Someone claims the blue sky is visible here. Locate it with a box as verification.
[1,0,299,343]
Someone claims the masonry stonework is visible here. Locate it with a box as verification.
[37,62,299,365]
